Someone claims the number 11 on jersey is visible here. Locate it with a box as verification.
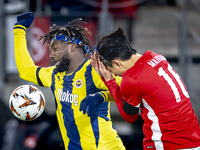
[158,64,189,103]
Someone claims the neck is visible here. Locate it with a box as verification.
[67,55,86,74]
[122,53,142,71]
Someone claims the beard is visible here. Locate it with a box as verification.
[55,53,70,72]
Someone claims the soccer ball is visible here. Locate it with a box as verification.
[9,85,45,121]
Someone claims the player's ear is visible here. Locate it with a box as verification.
[71,43,77,52]
[112,59,121,69]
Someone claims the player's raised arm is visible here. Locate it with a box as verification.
[13,12,40,85]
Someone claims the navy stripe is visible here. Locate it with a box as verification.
[50,69,57,111]
[85,64,100,147]
[62,72,82,149]
[85,64,109,121]
[85,64,98,93]
[90,116,100,148]
[36,67,44,86]
[13,26,26,31]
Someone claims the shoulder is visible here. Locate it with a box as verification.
[39,66,56,75]
[42,66,56,71]
[121,75,141,89]
[121,75,142,95]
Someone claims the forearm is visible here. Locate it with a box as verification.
[102,77,138,123]
[13,27,38,84]
[99,91,116,103]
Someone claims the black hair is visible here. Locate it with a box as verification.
[97,28,137,67]
[38,18,94,53]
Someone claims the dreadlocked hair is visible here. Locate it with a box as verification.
[38,18,94,53]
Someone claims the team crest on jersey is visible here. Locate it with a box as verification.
[75,79,83,88]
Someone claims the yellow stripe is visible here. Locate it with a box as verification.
[72,61,97,149]
[54,72,70,149]
[56,104,69,149]
[97,117,125,150]
[13,24,26,30]
[99,92,106,101]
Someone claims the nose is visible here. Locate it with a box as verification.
[49,50,54,59]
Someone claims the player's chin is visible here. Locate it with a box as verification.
[55,64,59,68]
[56,66,64,72]
[55,61,60,66]
[56,63,68,72]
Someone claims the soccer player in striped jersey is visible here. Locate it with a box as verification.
[87,28,200,149]
[13,12,125,150]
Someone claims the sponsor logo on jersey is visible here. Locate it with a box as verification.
[57,88,79,106]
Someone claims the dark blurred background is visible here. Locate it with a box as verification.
[0,0,200,150]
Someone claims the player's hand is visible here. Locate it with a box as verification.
[98,59,113,82]
[91,51,113,81]
[14,12,34,29]
[80,92,104,118]
[90,50,102,76]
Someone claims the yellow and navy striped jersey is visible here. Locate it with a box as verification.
[13,27,125,150]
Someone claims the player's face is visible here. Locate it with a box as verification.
[103,59,127,77]
[49,40,71,72]
[106,65,123,77]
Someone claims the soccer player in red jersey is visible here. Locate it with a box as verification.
[84,28,200,149]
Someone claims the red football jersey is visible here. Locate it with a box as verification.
[106,50,200,149]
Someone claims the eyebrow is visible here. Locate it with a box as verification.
[50,40,59,48]
[49,42,58,51]
[51,43,56,48]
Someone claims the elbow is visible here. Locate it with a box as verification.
[126,120,135,124]
[122,113,139,124]
[19,73,27,81]
[124,113,139,123]
[19,75,25,81]
[19,72,23,79]
[122,100,140,123]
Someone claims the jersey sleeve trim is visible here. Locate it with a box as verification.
[99,91,106,101]
[36,67,44,87]
[13,25,26,31]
